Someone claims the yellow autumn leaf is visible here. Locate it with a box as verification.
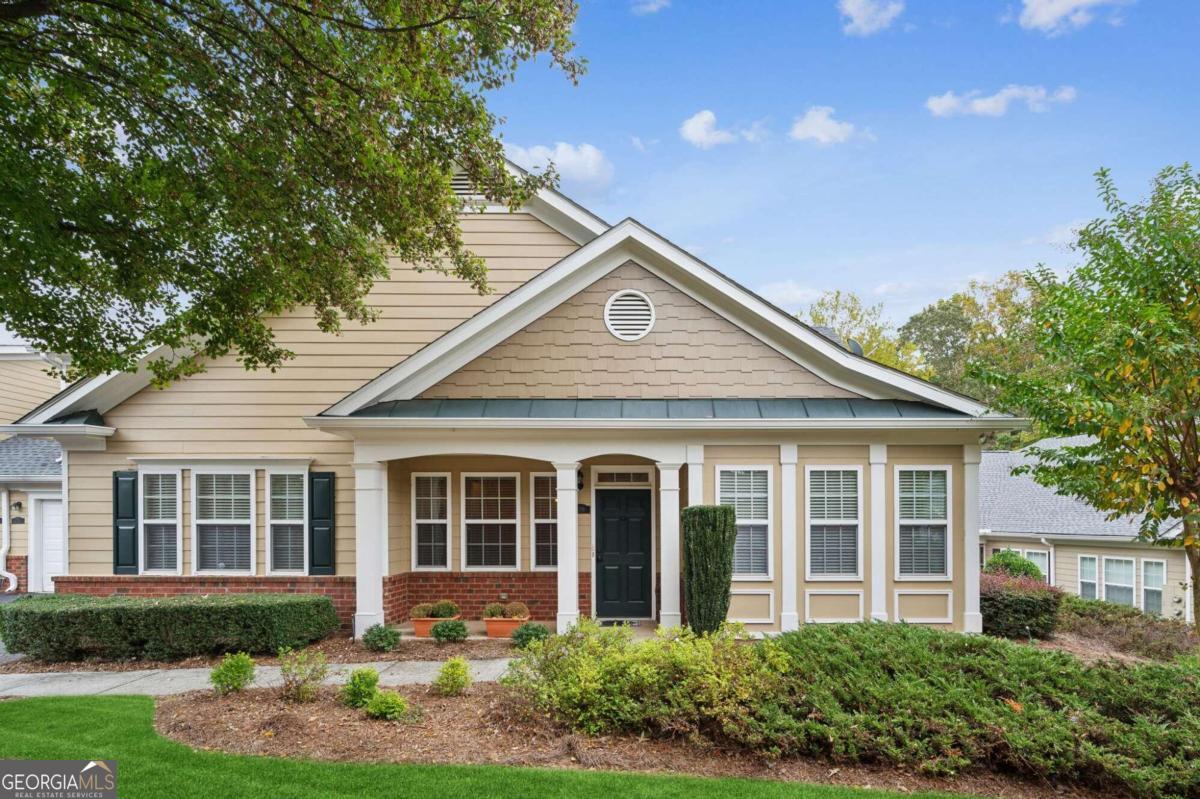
[1119,419,1132,434]
[1182,497,1191,508]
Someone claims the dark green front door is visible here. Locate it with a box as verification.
[595,488,653,618]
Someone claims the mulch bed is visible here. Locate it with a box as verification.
[155,684,1101,799]
[0,635,514,674]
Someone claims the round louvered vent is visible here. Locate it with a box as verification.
[604,290,656,341]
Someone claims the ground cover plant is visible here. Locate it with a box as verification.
[1057,594,1199,660]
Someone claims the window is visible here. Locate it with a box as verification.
[1103,557,1135,607]
[141,471,180,572]
[719,467,771,577]
[1079,555,1098,600]
[194,472,253,572]
[532,474,557,568]
[806,468,859,579]
[1024,550,1050,583]
[897,468,950,578]
[463,475,518,569]
[268,472,306,573]
[413,474,450,569]
[1142,560,1165,615]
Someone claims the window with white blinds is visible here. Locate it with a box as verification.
[413,474,449,569]
[1079,555,1098,600]
[141,471,179,572]
[532,474,558,568]
[194,472,253,572]
[718,468,770,577]
[807,468,860,578]
[269,472,306,573]
[1142,560,1165,615]
[897,468,949,578]
[463,475,518,569]
[1103,557,1135,607]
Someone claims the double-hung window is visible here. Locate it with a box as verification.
[268,472,306,573]
[463,475,519,569]
[806,467,860,579]
[897,467,950,579]
[1023,550,1050,583]
[532,474,558,568]
[141,471,180,573]
[1142,560,1165,615]
[194,471,253,573]
[718,467,771,578]
[413,474,450,569]
[1078,555,1098,599]
[1102,557,1135,607]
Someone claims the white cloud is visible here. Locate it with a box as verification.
[630,135,659,153]
[838,0,905,35]
[1017,0,1128,34]
[925,84,1077,117]
[872,280,922,297]
[1024,218,1088,247]
[631,0,669,15]
[788,106,861,145]
[678,110,765,149]
[757,280,825,310]
[503,142,614,192]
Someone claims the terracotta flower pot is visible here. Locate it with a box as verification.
[411,615,462,638]
[484,616,530,638]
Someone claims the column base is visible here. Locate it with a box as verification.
[556,612,579,634]
[659,611,682,629]
[780,612,800,632]
[963,612,983,634]
[353,611,384,639]
[870,611,889,623]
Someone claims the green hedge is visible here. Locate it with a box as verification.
[681,505,737,633]
[980,573,1062,639]
[0,593,339,661]
[983,549,1044,580]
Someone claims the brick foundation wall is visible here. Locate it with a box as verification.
[385,571,592,623]
[3,554,25,593]
[52,575,357,630]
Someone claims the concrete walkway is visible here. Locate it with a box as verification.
[0,658,512,697]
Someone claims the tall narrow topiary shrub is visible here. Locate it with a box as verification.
[682,505,737,634]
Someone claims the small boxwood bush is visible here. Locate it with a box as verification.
[210,652,256,695]
[984,549,1045,580]
[0,593,338,662]
[482,602,506,619]
[431,619,468,643]
[432,656,471,696]
[365,690,411,721]
[429,600,460,618]
[361,624,400,652]
[980,573,1062,639]
[511,622,550,649]
[339,667,380,708]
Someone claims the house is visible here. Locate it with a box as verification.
[979,439,1194,623]
[1,173,1020,635]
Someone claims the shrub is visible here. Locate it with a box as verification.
[511,622,550,649]
[410,603,435,619]
[432,656,471,696]
[361,624,400,653]
[0,593,338,662]
[681,505,737,634]
[429,600,460,619]
[278,647,329,703]
[339,667,380,708]
[503,601,530,619]
[1058,594,1199,660]
[984,549,1045,580]
[431,620,468,643]
[981,573,1063,639]
[365,690,411,721]
[482,602,506,619]
[210,652,255,696]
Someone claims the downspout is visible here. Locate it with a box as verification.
[0,487,15,591]
[1040,537,1055,586]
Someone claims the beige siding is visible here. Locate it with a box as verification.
[422,261,861,400]
[66,214,578,576]
[0,359,59,425]
[7,488,28,556]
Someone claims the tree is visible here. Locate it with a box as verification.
[978,164,1200,623]
[799,289,927,376]
[0,0,581,383]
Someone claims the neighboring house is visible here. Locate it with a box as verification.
[1,171,1019,634]
[980,440,1194,623]
[0,346,62,428]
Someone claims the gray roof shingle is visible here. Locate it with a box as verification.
[0,437,62,478]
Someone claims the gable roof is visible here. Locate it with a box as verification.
[0,437,62,480]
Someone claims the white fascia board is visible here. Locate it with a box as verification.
[502,158,608,245]
[0,424,115,437]
[980,531,1168,545]
[303,416,1026,432]
[19,344,184,424]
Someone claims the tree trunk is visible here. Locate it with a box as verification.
[1187,538,1200,628]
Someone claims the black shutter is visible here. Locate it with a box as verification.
[308,471,335,575]
[113,471,138,574]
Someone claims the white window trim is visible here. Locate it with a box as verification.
[410,472,451,572]
[190,468,256,576]
[460,472,521,572]
[1016,548,1051,584]
[1141,558,1166,614]
[589,465,658,621]
[804,464,863,582]
[266,467,308,576]
[591,466,653,486]
[716,464,775,582]
[530,471,558,571]
[894,465,954,582]
[1078,554,1098,599]
[1101,555,1136,608]
[138,467,182,576]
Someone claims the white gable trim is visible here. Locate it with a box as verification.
[326,219,996,417]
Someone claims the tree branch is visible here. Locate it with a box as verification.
[0,0,52,21]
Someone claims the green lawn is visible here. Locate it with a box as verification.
[0,696,956,799]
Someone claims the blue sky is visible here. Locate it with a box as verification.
[493,0,1199,322]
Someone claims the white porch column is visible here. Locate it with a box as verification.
[685,445,704,507]
[869,444,888,622]
[353,461,387,638]
[780,444,799,631]
[658,462,683,628]
[963,444,983,633]
[554,462,581,633]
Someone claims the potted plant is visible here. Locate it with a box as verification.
[410,599,461,638]
[482,600,530,638]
